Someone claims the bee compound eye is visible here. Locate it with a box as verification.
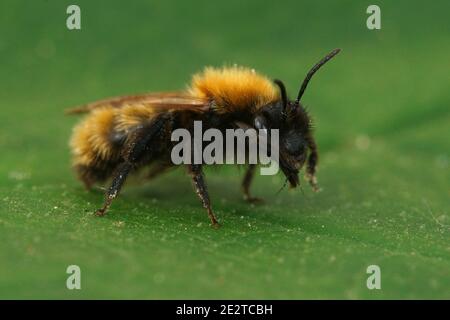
[284,133,306,156]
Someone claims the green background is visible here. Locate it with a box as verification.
[0,0,449,299]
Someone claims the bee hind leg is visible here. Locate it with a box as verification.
[241,164,264,203]
[95,162,132,216]
[187,164,220,228]
[95,114,172,216]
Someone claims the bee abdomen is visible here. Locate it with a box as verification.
[70,108,123,186]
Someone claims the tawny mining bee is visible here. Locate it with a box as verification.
[68,49,341,227]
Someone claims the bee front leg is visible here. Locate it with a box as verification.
[306,136,320,192]
[241,164,264,203]
[187,164,220,228]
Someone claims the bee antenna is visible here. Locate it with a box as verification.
[273,79,288,115]
[295,48,341,105]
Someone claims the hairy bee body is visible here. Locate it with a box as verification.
[70,66,280,188]
[68,49,340,226]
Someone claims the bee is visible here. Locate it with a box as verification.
[68,48,341,227]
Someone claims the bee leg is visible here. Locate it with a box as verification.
[187,164,220,228]
[306,137,320,192]
[95,114,172,216]
[242,164,264,203]
[95,162,132,216]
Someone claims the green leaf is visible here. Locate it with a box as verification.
[0,0,448,299]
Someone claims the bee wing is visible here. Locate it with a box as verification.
[66,92,211,114]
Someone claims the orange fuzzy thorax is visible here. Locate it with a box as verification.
[188,66,280,112]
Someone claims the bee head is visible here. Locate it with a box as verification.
[254,97,311,188]
[254,48,341,187]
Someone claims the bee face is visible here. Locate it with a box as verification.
[255,100,312,187]
[280,103,312,187]
[283,102,311,154]
[282,129,307,165]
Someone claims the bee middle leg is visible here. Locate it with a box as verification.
[187,164,220,228]
[241,164,264,203]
